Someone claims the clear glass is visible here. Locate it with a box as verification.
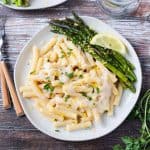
[97,0,140,17]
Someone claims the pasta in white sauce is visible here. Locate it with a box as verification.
[20,35,123,131]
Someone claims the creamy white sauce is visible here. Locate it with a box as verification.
[97,64,112,113]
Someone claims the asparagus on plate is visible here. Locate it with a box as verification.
[49,12,137,92]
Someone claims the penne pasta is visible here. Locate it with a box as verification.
[92,109,100,122]
[32,81,45,99]
[23,91,36,98]
[36,57,43,73]
[20,36,122,131]
[19,86,32,93]
[66,121,92,131]
[50,107,77,120]
[108,94,115,116]
[30,45,40,73]
[40,36,57,56]
[54,120,74,127]
[114,84,123,106]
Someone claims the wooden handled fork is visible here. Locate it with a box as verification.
[0,16,24,116]
[1,62,24,116]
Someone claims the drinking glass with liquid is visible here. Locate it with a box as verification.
[97,0,140,17]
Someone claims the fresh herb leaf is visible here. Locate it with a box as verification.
[67,51,72,56]
[30,70,36,74]
[92,87,94,93]
[90,85,100,94]
[79,74,83,79]
[43,83,54,92]
[60,51,66,58]
[113,89,150,150]
[80,92,87,97]
[68,48,73,51]
[55,130,60,132]
[93,102,96,106]
[64,95,70,102]
[88,97,92,101]
[113,144,123,150]
[65,72,74,79]
[80,92,92,101]
[54,118,57,122]
[96,87,100,93]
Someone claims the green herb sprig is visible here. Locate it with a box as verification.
[79,74,83,79]
[80,92,92,101]
[30,70,36,75]
[65,72,74,79]
[113,89,150,150]
[43,82,54,92]
[64,95,70,102]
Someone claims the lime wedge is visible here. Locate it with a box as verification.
[90,33,126,55]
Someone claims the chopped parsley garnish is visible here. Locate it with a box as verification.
[30,70,36,74]
[96,87,100,93]
[92,88,95,93]
[88,97,92,101]
[67,48,73,56]
[93,103,96,106]
[113,89,150,150]
[59,82,64,85]
[65,72,74,79]
[64,95,70,102]
[67,51,72,56]
[81,92,87,97]
[90,85,100,94]
[60,51,66,58]
[80,92,92,101]
[43,83,54,92]
[79,74,83,79]
[55,130,60,132]
[68,48,73,51]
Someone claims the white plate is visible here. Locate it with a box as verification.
[0,0,67,10]
[14,16,142,141]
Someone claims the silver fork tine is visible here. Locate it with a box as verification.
[0,16,6,55]
[0,16,6,38]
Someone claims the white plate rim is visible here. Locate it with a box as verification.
[14,16,142,141]
[0,0,67,10]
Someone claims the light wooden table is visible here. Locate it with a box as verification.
[0,0,150,149]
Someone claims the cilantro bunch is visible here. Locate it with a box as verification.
[113,89,150,150]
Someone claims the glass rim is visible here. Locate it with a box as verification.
[100,0,140,6]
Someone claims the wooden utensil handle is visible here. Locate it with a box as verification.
[1,61,24,116]
[0,63,11,109]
